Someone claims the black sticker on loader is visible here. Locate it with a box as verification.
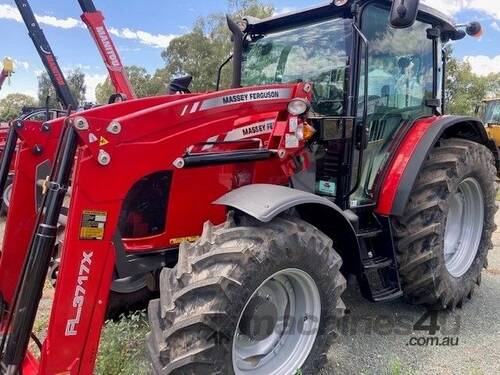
[80,210,107,240]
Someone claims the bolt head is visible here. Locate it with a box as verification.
[41,123,51,132]
[173,157,185,169]
[74,117,89,130]
[98,150,111,166]
[107,121,122,134]
[32,144,43,155]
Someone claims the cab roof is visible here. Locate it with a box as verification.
[245,0,458,35]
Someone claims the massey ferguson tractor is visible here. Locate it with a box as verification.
[0,0,496,374]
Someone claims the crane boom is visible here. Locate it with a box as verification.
[15,0,78,109]
[78,0,135,99]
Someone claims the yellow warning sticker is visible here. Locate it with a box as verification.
[169,236,200,245]
[80,210,107,240]
[99,136,109,146]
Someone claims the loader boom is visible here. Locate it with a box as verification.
[78,0,135,99]
[15,0,77,109]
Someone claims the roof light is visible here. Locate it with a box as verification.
[333,0,348,6]
[466,21,483,38]
[288,98,309,116]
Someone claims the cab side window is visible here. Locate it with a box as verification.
[352,4,435,204]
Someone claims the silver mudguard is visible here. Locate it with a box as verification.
[214,184,345,223]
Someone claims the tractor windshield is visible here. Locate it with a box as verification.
[241,18,352,116]
[484,100,500,125]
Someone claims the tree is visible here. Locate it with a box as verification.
[484,72,500,99]
[445,50,500,116]
[38,68,86,108]
[161,0,274,92]
[0,93,37,122]
[95,65,168,104]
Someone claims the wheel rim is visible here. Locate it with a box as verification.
[111,274,147,293]
[444,177,484,277]
[3,183,12,208]
[232,268,321,375]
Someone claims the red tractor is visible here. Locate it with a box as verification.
[0,0,496,374]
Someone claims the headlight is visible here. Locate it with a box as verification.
[288,98,309,116]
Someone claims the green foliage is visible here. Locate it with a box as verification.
[445,52,500,116]
[95,66,169,104]
[96,311,150,375]
[161,0,274,92]
[0,93,36,122]
[37,68,86,107]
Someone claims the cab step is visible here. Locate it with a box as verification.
[362,256,393,270]
[371,287,404,302]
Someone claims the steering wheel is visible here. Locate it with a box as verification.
[311,84,344,115]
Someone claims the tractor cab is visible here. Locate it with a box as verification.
[230,0,475,208]
[484,98,500,126]
[480,98,500,147]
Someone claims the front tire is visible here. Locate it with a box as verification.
[147,214,346,374]
[393,138,496,309]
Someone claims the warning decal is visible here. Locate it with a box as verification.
[80,210,107,240]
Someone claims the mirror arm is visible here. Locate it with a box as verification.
[215,54,233,91]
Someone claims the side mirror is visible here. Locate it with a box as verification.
[389,0,420,29]
[168,75,193,95]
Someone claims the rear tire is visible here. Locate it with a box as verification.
[147,214,346,374]
[393,138,496,309]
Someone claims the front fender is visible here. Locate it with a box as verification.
[214,183,344,222]
[215,183,362,273]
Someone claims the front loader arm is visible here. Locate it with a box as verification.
[78,0,135,99]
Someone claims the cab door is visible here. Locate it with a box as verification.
[351,3,437,206]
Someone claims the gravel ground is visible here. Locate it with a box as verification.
[323,211,500,375]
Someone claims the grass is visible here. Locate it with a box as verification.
[96,310,151,375]
[388,358,418,375]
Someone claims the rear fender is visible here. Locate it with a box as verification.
[214,184,361,272]
[376,115,498,217]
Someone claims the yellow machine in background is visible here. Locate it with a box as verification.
[0,57,14,91]
[481,98,500,147]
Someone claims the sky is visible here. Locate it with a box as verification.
[0,0,498,102]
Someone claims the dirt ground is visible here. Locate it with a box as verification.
[1,209,499,374]
[324,210,500,375]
